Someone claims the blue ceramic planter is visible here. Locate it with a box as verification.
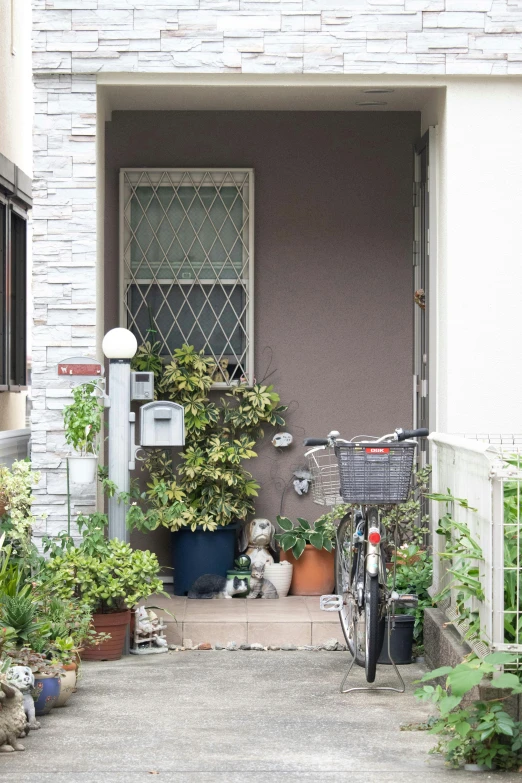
[34,675,61,716]
[171,523,238,596]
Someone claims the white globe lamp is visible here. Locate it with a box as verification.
[102,327,137,360]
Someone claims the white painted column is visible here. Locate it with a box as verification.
[437,79,522,434]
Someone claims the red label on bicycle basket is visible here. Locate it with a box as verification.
[365,447,390,454]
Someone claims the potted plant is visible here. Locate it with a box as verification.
[62,380,104,484]
[9,648,62,716]
[275,514,336,596]
[128,342,286,595]
[379,544,433,665]
[39,514,164,661]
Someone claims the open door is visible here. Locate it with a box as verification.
[413,128,437,466]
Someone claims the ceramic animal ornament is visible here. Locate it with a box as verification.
[211,358,230,384]
[188,574,249,599]
[0,681,27,752]
[248,565,279,599]
[239,518,277,577]
[6,667,39,731]
[293,467,312,496]
[272,432,293,449]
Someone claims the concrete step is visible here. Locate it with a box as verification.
[139,595,344,648]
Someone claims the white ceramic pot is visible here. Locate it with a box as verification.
[264,562,293,598]
[67,455,97,484]
[55,666,77,707]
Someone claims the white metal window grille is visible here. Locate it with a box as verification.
[120,169,254,386]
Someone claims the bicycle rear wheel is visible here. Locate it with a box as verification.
[335,514,363,665]
[364,574,381,683]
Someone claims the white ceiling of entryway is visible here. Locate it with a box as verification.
[99,76,443,114]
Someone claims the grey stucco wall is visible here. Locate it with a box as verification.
[105,110,419,563]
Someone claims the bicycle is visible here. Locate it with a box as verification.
[304,427,429,690]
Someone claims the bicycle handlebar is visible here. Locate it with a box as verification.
[395,428,429,441]
[304,428,429,448]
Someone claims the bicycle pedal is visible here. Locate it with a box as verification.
[320,594,343,612]
[390,591,418,607]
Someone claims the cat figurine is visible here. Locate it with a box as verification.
[6,666,39,732]
[188,574,249,599]
[248,566,279,599]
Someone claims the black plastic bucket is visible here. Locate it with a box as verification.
[377,615,415,665]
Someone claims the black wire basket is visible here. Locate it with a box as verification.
[334,441,417,504]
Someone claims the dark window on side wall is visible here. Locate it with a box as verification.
[0,199,27,390]
[0,204,6,389]
[10,212,27,388]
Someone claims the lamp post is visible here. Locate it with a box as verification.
[102,327,137,542]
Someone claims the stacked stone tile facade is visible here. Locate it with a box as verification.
[32,0,522,535]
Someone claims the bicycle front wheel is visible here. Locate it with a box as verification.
[335,513,362,664]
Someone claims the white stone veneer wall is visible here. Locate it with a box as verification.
[32,0,522,536]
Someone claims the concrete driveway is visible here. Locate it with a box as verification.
[0,651,518,782]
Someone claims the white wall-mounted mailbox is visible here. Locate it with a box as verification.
[140,401,185,448]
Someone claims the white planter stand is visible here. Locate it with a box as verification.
[264,562,293,598]
[67,455,97,484]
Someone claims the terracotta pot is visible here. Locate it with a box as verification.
[55,663,77,707]
[281,545,335,596]
[82,610,130,661]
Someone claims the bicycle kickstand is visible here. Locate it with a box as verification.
[340,604,406,695]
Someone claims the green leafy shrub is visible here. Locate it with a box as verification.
[129,343,286,533]
[275,514,335,560]
[388,544,433,647]
[416,653,522,769]
[0,460,40,562]
[381,465,432,550]
[63,379,104,456]
[39,514,164,614]
[429,491,483,642]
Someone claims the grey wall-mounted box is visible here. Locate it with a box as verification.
[140,401,184,447]
[131,371,154,401]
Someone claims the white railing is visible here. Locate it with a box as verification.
[0,428,30,468]
[430,433,522,657]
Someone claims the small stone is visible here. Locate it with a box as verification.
[249,643,265,651]
[322,638,338,651]
[182,638,193,648]
[281,644,297,651]
[168,644,182,651]
[302,645,317,651]
[239,643,251,650]
[226,641,238,651]
[197,642,212,650]
[268,645,280,651]
[215,643,225,650]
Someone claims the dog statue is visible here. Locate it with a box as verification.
[238,518,277,576]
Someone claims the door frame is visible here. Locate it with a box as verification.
[413,126,438,449]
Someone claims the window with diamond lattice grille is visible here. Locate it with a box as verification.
[120,169,254,385]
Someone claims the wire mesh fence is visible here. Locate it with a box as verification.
[431,433,522,661]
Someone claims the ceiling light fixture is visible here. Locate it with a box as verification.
[355,101,388,106]
[363,88,395,94]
